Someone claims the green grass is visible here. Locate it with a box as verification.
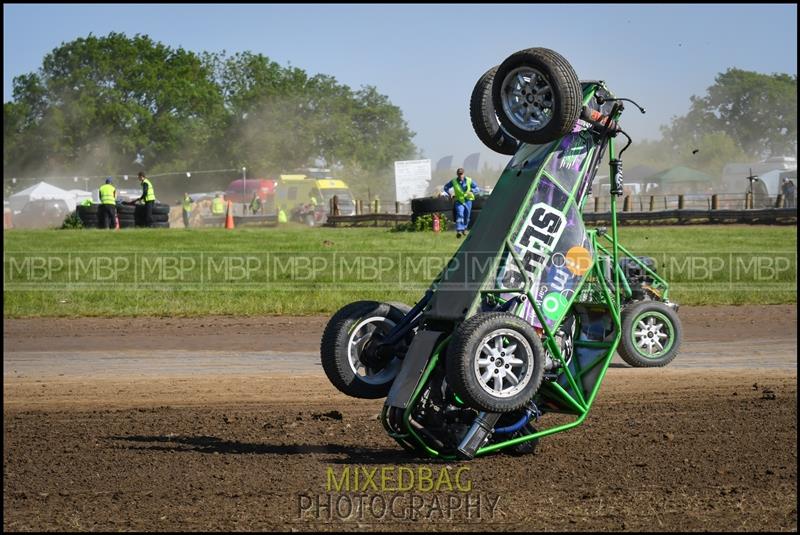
[3,224,796,317]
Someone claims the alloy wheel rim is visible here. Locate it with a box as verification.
[500,66,554,133]
[474,329,534,398]
[347,316,399,385]
[631,311,674,358]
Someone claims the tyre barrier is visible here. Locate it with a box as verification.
[411,196,453,214]
[135,203,171,227]
[76,204,171,229]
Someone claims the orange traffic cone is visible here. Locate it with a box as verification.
[225,200,235,229]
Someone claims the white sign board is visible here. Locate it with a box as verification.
[394,159,432,203]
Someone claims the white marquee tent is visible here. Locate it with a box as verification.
[9,182,81,212]
[67,189,93,205]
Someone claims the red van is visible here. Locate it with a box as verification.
[224,178,277,204]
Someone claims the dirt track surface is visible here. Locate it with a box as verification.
[4,305,798,531]
[4,305,796,353]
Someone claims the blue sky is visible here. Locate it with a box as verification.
[3,3,797,169]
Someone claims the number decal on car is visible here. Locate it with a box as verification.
[498,202,567,288]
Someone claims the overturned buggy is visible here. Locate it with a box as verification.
[321,48,682,460]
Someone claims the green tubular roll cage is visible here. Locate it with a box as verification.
[380,82,671,459]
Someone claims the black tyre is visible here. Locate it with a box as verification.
[470,66,520,155]
[78,215,99,228]
[134,203,170,217]
[151,221,170,228]
[321,301,412,399]
[617,301,682,367]
[77,205,98,216]
[446,312,545,413]
[411,196,453,215]
[471,196,488,210]
[116,204,135,217]
[151,204,170,215]
[133,207,168,226]
[118,218,136,228]
[492,48,582,144]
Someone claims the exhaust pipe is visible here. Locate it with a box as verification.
[457,412,501,460]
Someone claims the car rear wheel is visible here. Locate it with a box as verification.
[470,66,520,155]
[492,48,582,144]
[321,301,412,399]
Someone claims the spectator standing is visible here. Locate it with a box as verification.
[182,192,193,228]
[98,177,117,229]
[212,193,226,216]
[135,171,156,227]
[782,178,796,208]
[442,167,481,238]
[250,192,262,215]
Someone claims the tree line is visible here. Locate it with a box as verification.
[4,32,796,197]
[622,68,797,181]
[3,32,418,199]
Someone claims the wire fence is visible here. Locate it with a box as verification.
[584,192,795,212]
[342,192,796,217]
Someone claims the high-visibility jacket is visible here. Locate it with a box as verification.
[142,178,155,202]
[99,184,116,205]
[212,197,225,215]
[450,177,475,204]
[278,209,288,224]
[81,198,93,207]
[250,197,262,212]
[182,196,193,212]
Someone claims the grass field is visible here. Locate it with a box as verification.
[3,225,796,317]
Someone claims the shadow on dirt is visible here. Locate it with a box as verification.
[108,435,435,464]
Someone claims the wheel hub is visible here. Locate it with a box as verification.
[347,316,399,385]
[474,329,534,398]
[500,66,554,132]
[634,315,671,356]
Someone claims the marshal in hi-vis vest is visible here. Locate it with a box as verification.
[142,178,156,202]
[212,197,225,215]
[450,177,475,204]
[99,184,116,205]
